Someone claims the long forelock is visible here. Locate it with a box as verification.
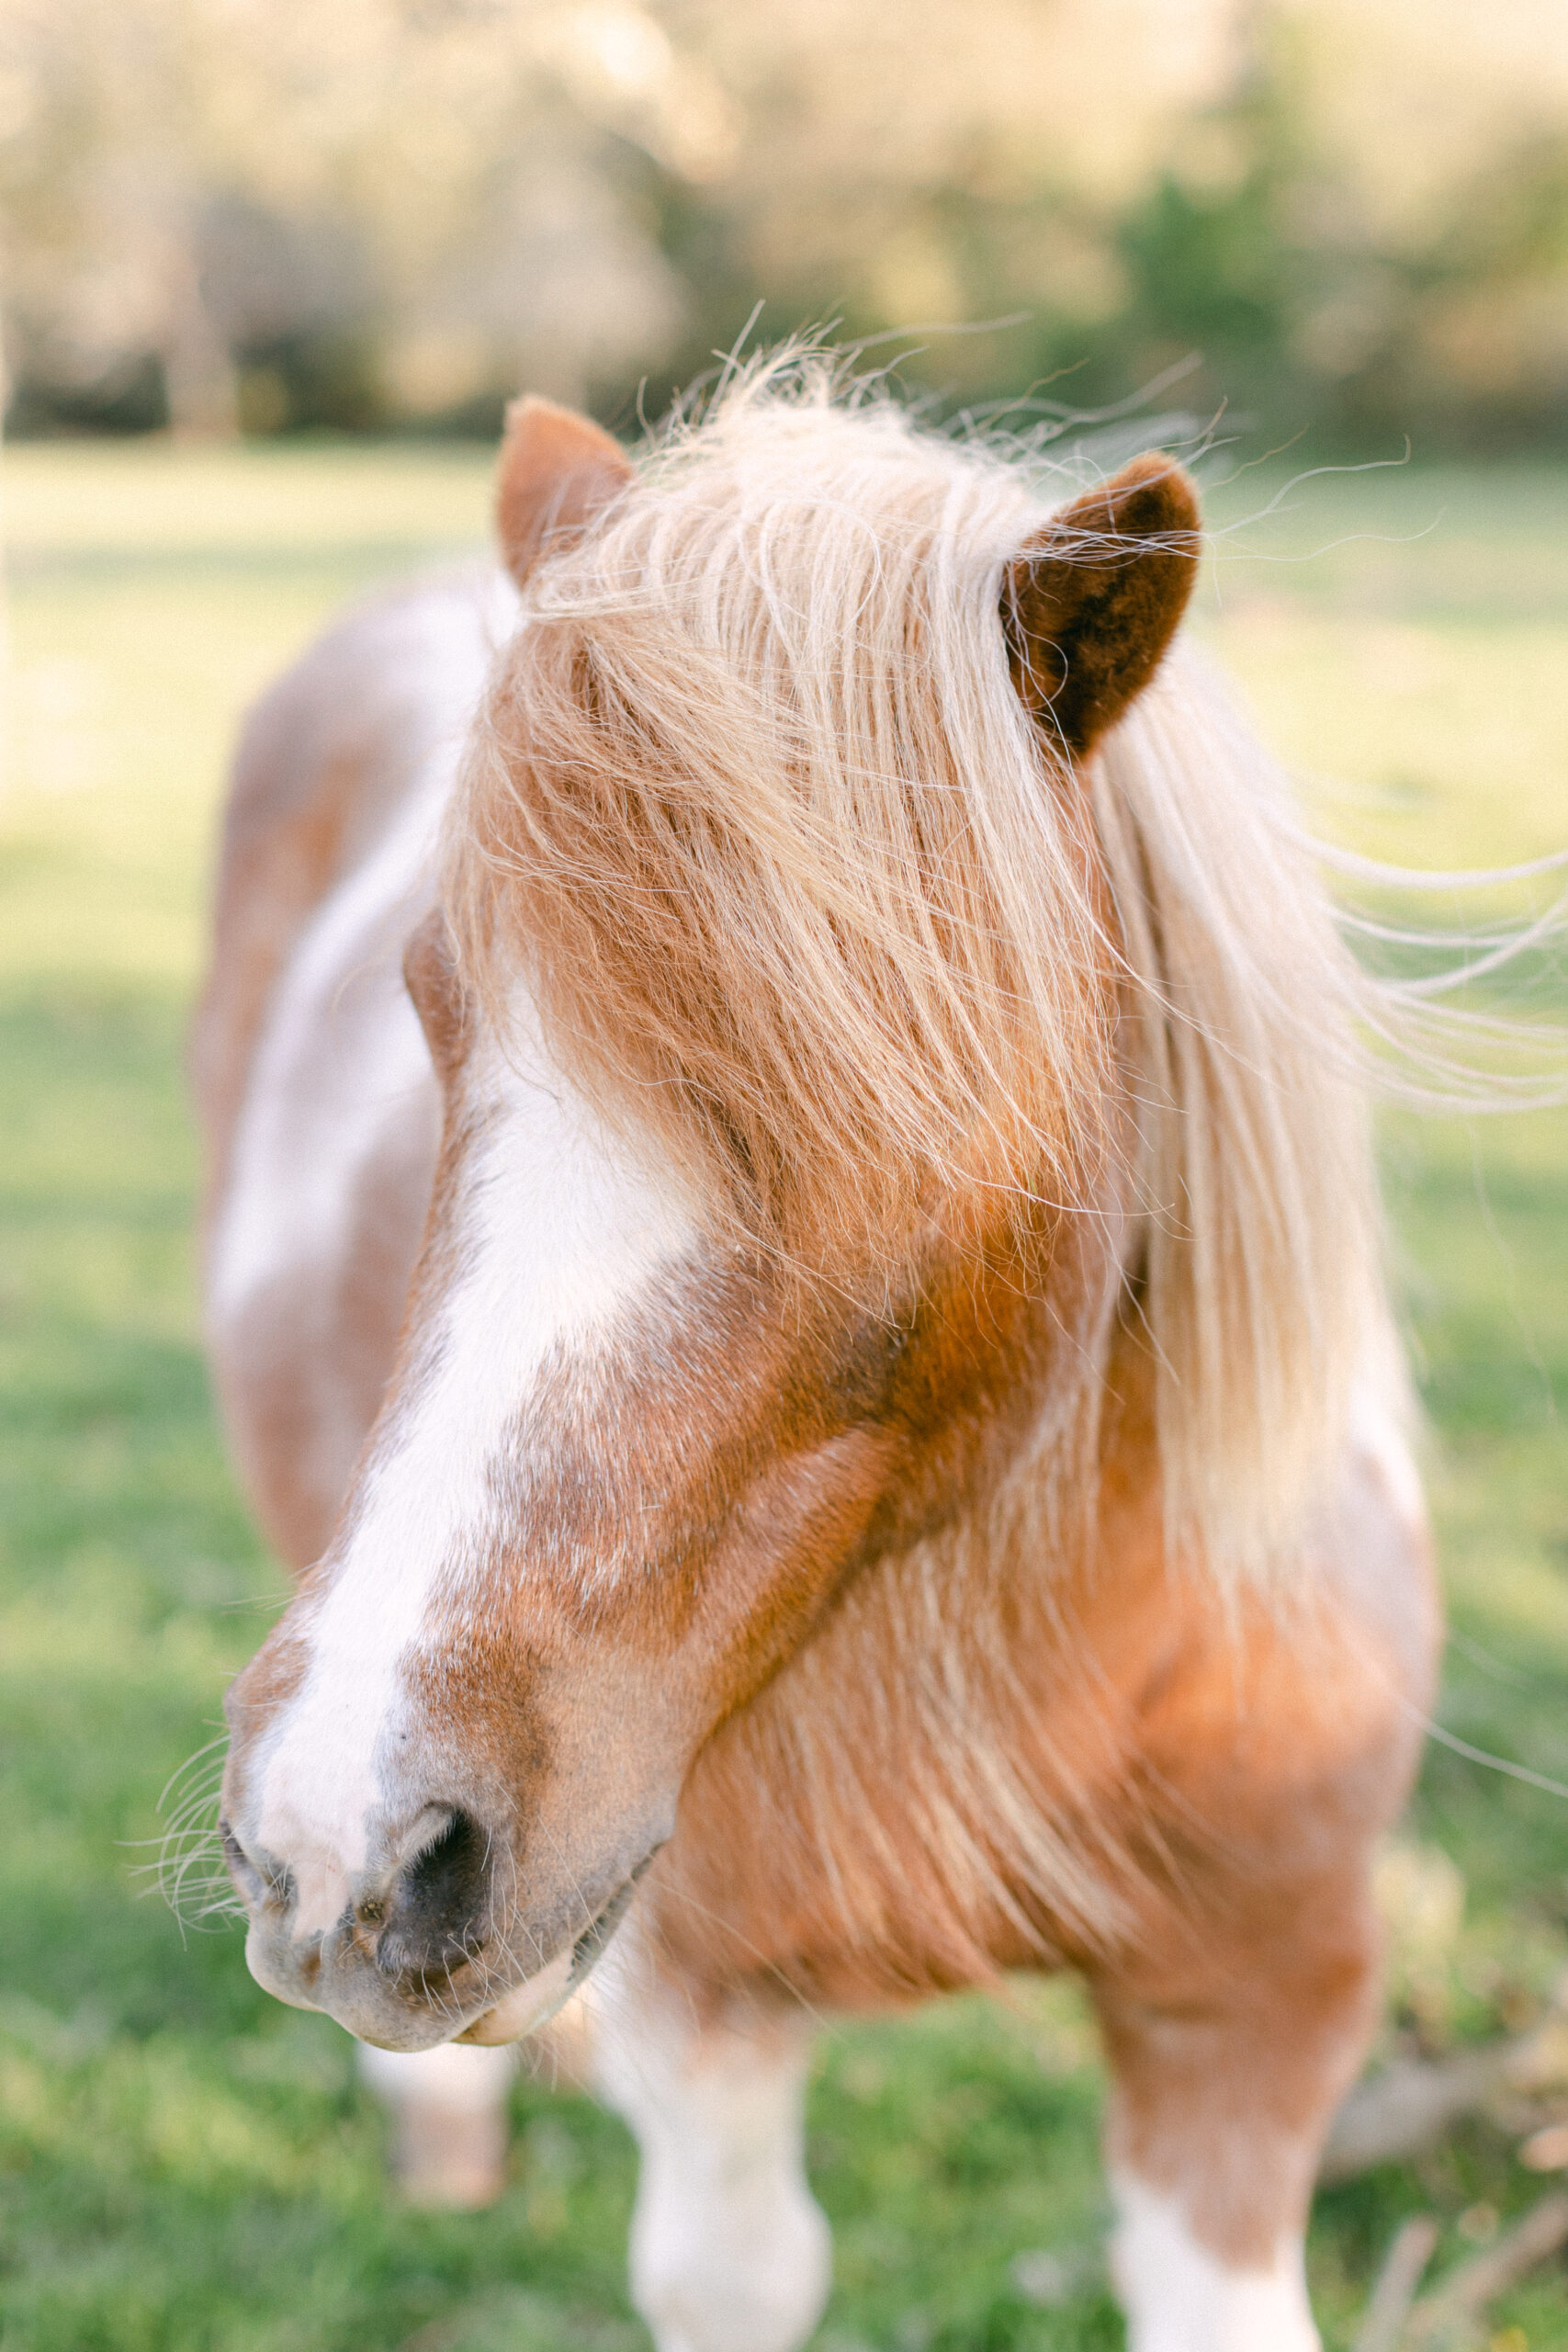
[450,368,1117,1271]
[445,354,1390,1586]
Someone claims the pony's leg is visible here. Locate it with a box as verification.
[355,2040,514,2207]
[587,1952,830,2352]
[1089,1861,1379,2352]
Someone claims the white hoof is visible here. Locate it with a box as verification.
[631,2165,831,2352]
[1111,2171,1320,2352]
[586,1947,831,2352]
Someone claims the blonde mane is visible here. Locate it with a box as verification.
[446,353,1387,1583]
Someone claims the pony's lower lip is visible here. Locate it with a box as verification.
[456,1941,578,2045]
[456,1865,647,2045]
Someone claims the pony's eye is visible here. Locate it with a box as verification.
[832,1315,908,1419]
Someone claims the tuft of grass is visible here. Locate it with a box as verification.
[1,445,1565,2348]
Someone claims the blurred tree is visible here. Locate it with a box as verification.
[0,0,1562,448]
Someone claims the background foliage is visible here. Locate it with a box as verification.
[1,0,1567,448]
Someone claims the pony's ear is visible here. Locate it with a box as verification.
[495,395,635,591]
[1003,453,1201,760]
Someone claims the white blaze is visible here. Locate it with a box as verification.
[253,1007,698,1933]
[223,576,700,1937]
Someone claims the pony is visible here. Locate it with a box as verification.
[193,356,1438,2352]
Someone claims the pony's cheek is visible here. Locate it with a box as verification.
[681,1427,896,1724]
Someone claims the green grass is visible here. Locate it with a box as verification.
[1,440,1565,2351]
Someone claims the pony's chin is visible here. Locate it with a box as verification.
[458,1864,646,2044]
[457,1943,577,2044]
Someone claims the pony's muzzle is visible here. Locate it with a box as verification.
[220,1802,510,2049]
[220,1797,654,2050]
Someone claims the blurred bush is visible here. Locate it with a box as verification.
[0,0,1564,448]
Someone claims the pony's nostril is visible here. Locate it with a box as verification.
[376,1808,493,1983]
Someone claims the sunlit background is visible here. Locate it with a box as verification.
[2,0,1567,449]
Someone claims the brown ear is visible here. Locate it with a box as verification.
[1003,453,1201,761]
[495,395,636,591]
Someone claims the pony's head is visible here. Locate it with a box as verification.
[217,365,1370,2047]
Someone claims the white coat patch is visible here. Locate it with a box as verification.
[1110,2170,1319,2352]
[590,1944,832,2352]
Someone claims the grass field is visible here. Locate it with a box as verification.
[1,438,1565,2352]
